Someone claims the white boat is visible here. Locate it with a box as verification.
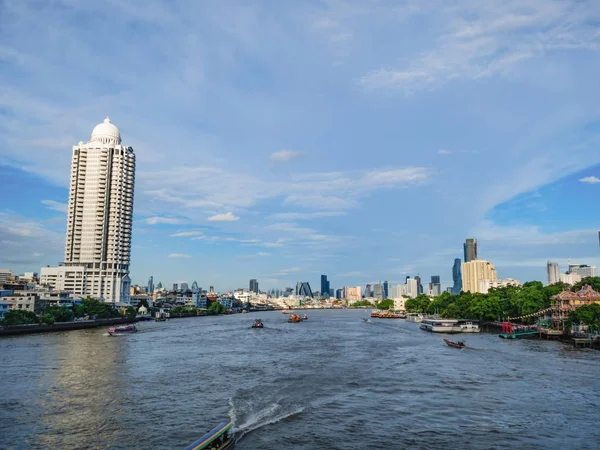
[420,319,480,333]
[457,321,480,333]
[406,313,424,323]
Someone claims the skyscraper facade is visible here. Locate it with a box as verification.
[298,282,313,298]
[568,264,597,278]
[148,276,154,294]
[464,238,478,263]
[249,279,259,294]
[429,275,441,297]
[40,117,135,303]
[547,261,560,285]
[320,275,330,298]
[461,260,497,293]
[365,283,371,298]
[373,283,384,301]
[383,280,389,299]
[414,276,423,295]
[452,258,462,294]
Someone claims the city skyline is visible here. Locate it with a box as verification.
[2,1,600,291]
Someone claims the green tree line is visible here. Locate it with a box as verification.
[404,277,600,322]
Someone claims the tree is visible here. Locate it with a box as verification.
[1,310,39,326]
[405,294,431,313]
[125,306,137,318]
[43,306,74,322]
[376,299,395,310]
[571,277,600,292]
[208,302,224,315]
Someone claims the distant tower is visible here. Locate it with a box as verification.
[383,280,389,299]
[249,279,259,294]
[148,276,154,294]
[546,262,560,285]
[452,258,462,294]
[464,238,478,263]
[365,283,371,298]
[320,275,330,298]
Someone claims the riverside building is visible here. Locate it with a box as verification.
[40,118,135,304]
[461,260,497,294]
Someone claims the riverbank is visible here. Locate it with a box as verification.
[0,317,137,336]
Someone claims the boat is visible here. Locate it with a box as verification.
[108,324,137,335]
[443,338,466,348]
[363,318,369,322]
[251,319,264,328]
[282,309,293,314]
[371,310,404,319]
[185,421,234,450]
[302,314,308,320]
[420,319,480,333]
[288,314,304,323]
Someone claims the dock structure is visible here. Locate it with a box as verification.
[499,322,539,339]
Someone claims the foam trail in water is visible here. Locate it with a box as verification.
[231,402,305,442]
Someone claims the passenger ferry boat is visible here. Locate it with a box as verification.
[420,319,480,333]
[185,422,234,450]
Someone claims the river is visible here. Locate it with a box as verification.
[1,309,600,449]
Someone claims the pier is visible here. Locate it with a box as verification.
[499,322,539,339]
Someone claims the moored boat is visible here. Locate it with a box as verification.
[443,338,466,348]
[108,324,137,336]
[185,421,234,450]
[420,319,480,333]
[251,319,264,328]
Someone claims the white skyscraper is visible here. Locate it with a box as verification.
[547,261,560,285]
[41,118,135,303]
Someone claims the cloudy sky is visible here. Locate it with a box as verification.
[1,0,600,291]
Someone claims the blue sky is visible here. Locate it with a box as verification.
[1,0,600,291]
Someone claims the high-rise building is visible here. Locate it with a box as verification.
[173,283,178,292]
[0,269,13,285]
[547,262,560,285]
[452,258,462,294]
[181,282,189,292]
[329,288,334,297]
[414,276,423,295]
[345,286,362,301]
[462,260,497,293]
[157,281,163,289]
[373,283,384,301]
[320,275,330,298]
[383,280,389,299]
[249,279,259,294]
[40,117,135,303]
[405,278,418,298]
[335,288,343,299]
[365,283,371,298]
[429,275,441,297]
[296,281,303,296]
[147,276,154,294]
[297,282,313,298]
[568,264,597,279]
[191,281,199,293]
[463,238,478,263]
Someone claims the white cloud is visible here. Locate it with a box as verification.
[168,253,192,258]
[41,199,68,213]
[438,149,452,155]
[207,212,240,222]
[146,217,185,225]
[359,0,600,93]
[170,230,204,237]
[579,176,600,184]
[256,252,270,256]
[270,149,303,163]
[268,211,347,220]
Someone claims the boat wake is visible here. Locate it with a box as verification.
[229,397,305,442]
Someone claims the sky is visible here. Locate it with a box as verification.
[1,0,600,292]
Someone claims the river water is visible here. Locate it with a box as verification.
[1,309,600,449]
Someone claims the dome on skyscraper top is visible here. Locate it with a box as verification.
[90,117,121,145]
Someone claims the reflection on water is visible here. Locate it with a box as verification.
[2,310,600,449]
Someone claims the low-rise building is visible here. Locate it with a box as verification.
[479,278,521,294]
[218,298,233,309]
[38,291,76,308]
[2,292,40,313]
